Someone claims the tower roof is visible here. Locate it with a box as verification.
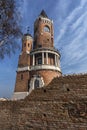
[24,27,32,37]
[39,10,48,18]
[24,33,32,37]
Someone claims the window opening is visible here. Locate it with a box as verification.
[38,58,42,65]
[34,79,39,88]
[21,74,23,80]
[28,43,30,47]
[44,26,50,32]
[38,45,42,48]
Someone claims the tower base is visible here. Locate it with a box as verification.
[12,92,29,100]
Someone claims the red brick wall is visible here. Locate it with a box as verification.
[14,71,30,92]
[18,53,30,67]
[34,18,54,49]
[30,70,61,85]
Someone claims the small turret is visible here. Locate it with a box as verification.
[22,29,33,53]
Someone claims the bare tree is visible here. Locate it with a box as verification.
[0,0,22,58]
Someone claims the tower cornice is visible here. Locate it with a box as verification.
[30,47,61,56]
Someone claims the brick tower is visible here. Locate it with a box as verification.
[12,10,62,99]
[12,33,33,99]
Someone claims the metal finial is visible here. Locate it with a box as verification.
[27,27,30,34]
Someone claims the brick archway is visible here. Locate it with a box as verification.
[34,79,40,88]
[29,75,44,94]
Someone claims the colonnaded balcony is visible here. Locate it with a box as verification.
[30,48,61,72]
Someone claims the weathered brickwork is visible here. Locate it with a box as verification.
[30,70,61,85]
[0,74,87,130]
[34,18,54,49]
[22,35,33,52]
[14,10,61,95]
[18,53,30,67]
[15,71,30,92]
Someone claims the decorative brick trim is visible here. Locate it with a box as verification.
[17,66,30,72]
[30,65,61,71]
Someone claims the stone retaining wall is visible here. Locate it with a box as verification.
[0,74,87,130]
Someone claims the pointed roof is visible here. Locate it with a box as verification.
[39,10,48,18]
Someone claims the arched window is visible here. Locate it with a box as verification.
[21,74,23,80]
[44,26,50,32]
[34,79,39,88]
[24,43,26,47]
[28,43,30,47]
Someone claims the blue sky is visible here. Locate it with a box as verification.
[0,0,87,98]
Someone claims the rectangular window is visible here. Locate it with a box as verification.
[28,43,30,47]
[24,43,26,47]
[38,58,42,65]
[21,74,23,80]
[38,44,42,48]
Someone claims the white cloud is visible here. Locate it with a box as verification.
[80,0,87,7]
[71,11,87,31]
[55,0,87,44]
[54,0,87,74]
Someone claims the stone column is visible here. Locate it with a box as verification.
[57,56,59,66]
[33,54,35,66]
[46,52,48,64]
[42,52,44,64]
[55,54,57,66]
[57,56,60,67]
[57,55,60,67]
[58,60,60,68]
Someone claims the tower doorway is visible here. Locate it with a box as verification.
[29,75,44,93]
[34,79,40,88]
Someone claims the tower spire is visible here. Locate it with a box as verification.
[39,10,48,18]
[24,26,32,37]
